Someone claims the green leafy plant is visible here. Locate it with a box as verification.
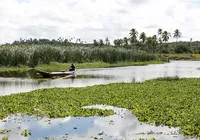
[21,129,31,137]
[1,136,8,140]
[1,78,200,137]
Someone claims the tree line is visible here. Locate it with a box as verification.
[92,28,182,46]
[2,27,200,54]
[92,28,198,54]
[2,37,90,46]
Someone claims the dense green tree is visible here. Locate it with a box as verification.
[93,39,99,46]
[139,32,146,43]
[174,44,192,53]
[99,39,104,46]
[146,35,158,53]
[114,39,123,47]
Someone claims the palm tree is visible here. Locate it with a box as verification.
[139,32,146,43]
[158,29,162,37]
[123,37,129,46]
[157,28,163,43]
[173,29,182,42]
[162,31,171,43]
[105,37,110,46]
[157,28,163,53]
[129,28,138,44]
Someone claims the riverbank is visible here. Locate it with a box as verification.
[1,53,200,74]
[157,53,200,61]
[36,61,165,72]
[0,61,164,74]
[1,77,200,137]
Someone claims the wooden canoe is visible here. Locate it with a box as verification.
[37,70,75,78]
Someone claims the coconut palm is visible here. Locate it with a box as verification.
[139,32,146,43]
[157,28,163,43]
[173,29,182,42]
[123,37,129,46]
[129,28,138,44]
[157,29,163,53]
[105,37,110,46]
[162,31,171,42]
[158,29,162,36]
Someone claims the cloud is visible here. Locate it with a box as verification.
[128,0,149,5]
[145,25,159,29]
[0,0,200,44]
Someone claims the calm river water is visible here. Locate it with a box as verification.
[1,61,200,95]
[0,105,198,140]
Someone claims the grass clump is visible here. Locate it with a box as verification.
[1,78,200,136]
[0,130,11,134]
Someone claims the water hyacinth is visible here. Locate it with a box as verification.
[21,129,31,137]
[1,78,200,137]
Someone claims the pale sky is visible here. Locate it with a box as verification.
[0,0,199,44]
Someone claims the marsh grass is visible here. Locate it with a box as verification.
[0,45,157,67]
[0,68,37,78]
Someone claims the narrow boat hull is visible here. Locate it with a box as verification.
[37,70,75,78]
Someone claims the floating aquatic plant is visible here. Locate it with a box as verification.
[0,78,200,137]
[0,130,11,134]
[1,136,8,140]
[21,129,31,137]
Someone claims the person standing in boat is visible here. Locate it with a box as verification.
[68,63,75,71]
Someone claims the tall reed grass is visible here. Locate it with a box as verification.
[0,45,156,67]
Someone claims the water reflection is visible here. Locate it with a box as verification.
[0,69,38,78]
[0,105,197,140]
[1,61,200,95]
